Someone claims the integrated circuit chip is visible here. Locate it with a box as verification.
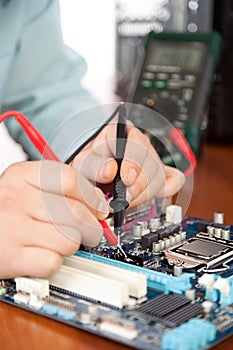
[165,237,233,270]
[177,239,228,259]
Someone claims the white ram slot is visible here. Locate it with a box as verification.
[64,256,147,299]
[49,265,129,308]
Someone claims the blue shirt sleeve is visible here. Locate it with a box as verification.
[2,0,100,160]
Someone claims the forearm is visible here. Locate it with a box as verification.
[1,0,98,160]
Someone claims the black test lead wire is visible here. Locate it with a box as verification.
[110,102,129,257]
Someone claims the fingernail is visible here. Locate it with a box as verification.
[98,200,109,219]
[128,168,137,185]
[126,190,132,203]
[99,162,110,180]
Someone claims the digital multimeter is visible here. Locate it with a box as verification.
[129,31,222,169]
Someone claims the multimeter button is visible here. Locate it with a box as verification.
[183,88,193,101]
[168,80,182,89]
[142,72,155,80]
[184,74,196,82]
[156,73,169,80]
[140,80,153,88]
[147,64,160,72]
[165,66,181,73]
[145,98,155,107]
[171,74,181,80]
[179,106,188,114]
[177,114,188,121]
[154,80,167,89]
[173,120,185,129]
[159,91,170,98]
[177,99,185,106]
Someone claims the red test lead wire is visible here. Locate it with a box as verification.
[0,110,60,161]
[169,127,197,177]
[0,110,119,246]
[99,219,118,246]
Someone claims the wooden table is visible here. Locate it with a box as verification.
[1,143,233,350]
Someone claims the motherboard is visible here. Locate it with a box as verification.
[1,202,233,350]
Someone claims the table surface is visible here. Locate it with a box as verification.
[1,142,233,350]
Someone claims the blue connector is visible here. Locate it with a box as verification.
[42,304,76,320]
[161,318,216,350]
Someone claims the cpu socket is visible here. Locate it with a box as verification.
[164,237,233,270]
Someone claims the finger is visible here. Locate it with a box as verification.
[129,167,166,207]
[130,166,185,207]
[19,218,81,256]
[156,166,185,198]
[5,164,109,221]
[21,190,104,243]
[0,247,63,278]
[72,151,118,184]
[121,127,160,186]
[25,216,102,249]
[122,146,164,201]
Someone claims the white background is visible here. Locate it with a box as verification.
[0,0,116,174]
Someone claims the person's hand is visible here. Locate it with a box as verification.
[0,161,109,278]
[71,122,185,207]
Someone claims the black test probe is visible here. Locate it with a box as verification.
[110,103,129,257]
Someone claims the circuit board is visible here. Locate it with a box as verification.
[1,202,233,350]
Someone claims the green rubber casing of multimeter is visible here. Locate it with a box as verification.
[129,31,222,170]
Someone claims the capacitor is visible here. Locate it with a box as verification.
[173,265,183,277]
[214,227,222,238]
[202,300,213,314]
[207,225,214,237]
[180,231,187,241]
[170,236,176,246]
[138,221,150,236]
[150,218,160,232]
[221,229,230,241]
[133,223,143,238]
[214,212,224,224]
[152,242,161,254]
[159,240,165,251]
[164,238,171,249]
[174,233,181,243]
[185,289,196,301]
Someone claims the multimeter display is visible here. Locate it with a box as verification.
[148,42,204,71]
[129,31,222,170]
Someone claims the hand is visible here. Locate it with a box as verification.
[0,161,108,278]
[72,122,185,207]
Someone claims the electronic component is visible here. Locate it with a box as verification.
[49,265,130,309]
[165,237,233,270]
[129,31,221,173]
[63,256,147,299]
[161,318,216,350]
[15,277,49,299]
[98,314,139,340]
[1,209,233,350]
[166,205,182,224]
[136,293,202,327]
